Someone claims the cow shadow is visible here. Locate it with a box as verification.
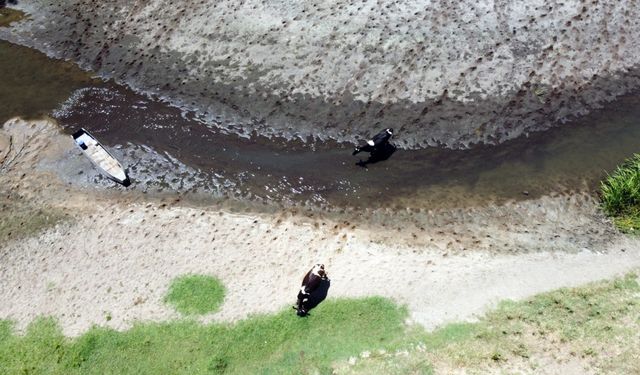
[299,279,331,316]
[355,143,397,168]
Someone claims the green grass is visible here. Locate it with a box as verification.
[2,274,639,374]
[337,272,640,374]
[0,297,408,375]
[601,154,640,232]
[0,8,25,28]
[165,275,226,315]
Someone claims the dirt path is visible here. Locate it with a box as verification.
[1,118,639,336]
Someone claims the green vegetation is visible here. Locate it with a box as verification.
[165,275,226,315]
[0,298,407,374]
[1,274,639,374]
[0,8,25,28]
[601,154,640,232]
[337,272,640,374]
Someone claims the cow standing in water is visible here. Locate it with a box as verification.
[352,128,394,156]
[352,128,396,167]
[294,264,330,317]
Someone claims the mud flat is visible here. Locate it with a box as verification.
[3,1,640,148]
[3,17,640,213]
[2,117,639,337]
[50,82,640,211]
[3,38,640,215]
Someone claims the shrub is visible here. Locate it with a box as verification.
[600,154,640,232]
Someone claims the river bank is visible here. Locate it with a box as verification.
[3,37,640,212]
[2,117,640,338]
[2,1,640,345]
[4,1,640,149]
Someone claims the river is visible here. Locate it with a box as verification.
[2,40,640,211]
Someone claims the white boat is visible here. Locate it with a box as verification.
[72,128,131,186]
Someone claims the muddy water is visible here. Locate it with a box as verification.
[2,40,640,210]
[0,40,95,124]
[9,0,640,150]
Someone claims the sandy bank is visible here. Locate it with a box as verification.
[1,118,639,337]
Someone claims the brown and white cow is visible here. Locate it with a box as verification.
[294,263,329,317]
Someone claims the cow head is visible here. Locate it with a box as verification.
[296,306,308,317]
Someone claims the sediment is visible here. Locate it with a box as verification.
[2,117,640,337]
[2,0,639,148]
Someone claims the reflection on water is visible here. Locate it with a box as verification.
[0,40,95,124]
[2,40,640,210]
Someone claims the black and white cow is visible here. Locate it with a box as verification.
[352,128,394,156]
[294,263,329,317]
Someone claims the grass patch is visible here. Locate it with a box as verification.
[0,8,25,28]
[165,275,226,315]
[2,274,640,374]
[337,272,640,374]
[0,297,408,374]
[1,275,639,374]
[601,154,640,232]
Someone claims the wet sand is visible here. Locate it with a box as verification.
[4,1,640,148]
[3,39,640,212]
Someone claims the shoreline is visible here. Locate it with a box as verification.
[3,38,640,213]
[2,117,640,337]
[3,1,640,149]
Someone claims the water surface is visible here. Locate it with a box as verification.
[0,39,95,124]
[2,40,640,210]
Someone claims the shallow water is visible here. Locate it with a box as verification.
[7,0,640,150]
[0,40,94,124]
[2,40,640,210]
[51,82,640,210]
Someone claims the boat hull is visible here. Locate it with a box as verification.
[72,129,130,186]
